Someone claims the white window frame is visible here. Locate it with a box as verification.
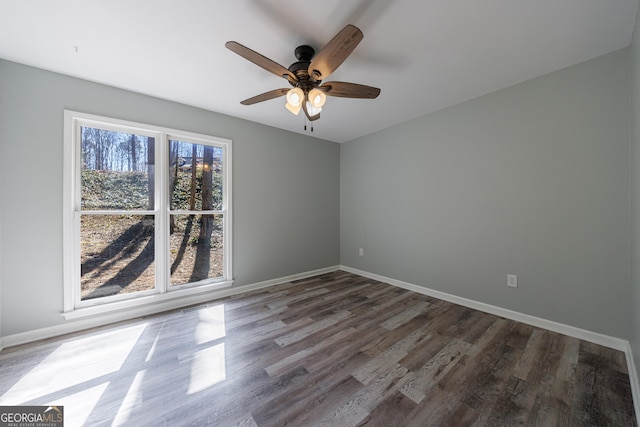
[63,111,232,319]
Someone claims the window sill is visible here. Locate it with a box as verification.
[62,280,234,320]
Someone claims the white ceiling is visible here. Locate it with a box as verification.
[1,0,638,143]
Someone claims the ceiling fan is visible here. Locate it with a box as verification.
[225,24,380,122]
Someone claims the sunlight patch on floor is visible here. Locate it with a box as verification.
[49,382,110,427]
[0,323,147,404]
[188,343,226,394]
[112,370,146,427]
[195,304,226,344]
[145,321,167,363]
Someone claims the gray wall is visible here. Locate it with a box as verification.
[0,45,635,347]
[631,9,640,376]
[0,184,2,342]
[0,59,340,337]
[341,49,631,339]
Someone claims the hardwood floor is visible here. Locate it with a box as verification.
[0,271,636,426]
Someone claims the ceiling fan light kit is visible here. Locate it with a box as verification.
[308,88,326,109]
[285,87,304,115]
[225,24,380,124]
[305,100,322,116]
[285,99,302,115]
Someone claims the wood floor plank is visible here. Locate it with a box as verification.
[417,321,524,424]
[400,338,471,404]
[277,375,366,426]
[320,363,408,426]
[273,310,352,347]
[265,327,358,377]
[353,327,432,385]
[483,375,537,426]
[251,355,370,426]
[358,312,436,358]
[0,271,635,426]
[360,391,417,427]
[380,300,430,330]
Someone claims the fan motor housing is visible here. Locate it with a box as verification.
[288,45,318,87]
[294,45,314,61]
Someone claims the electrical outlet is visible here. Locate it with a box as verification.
[358,248,364,256]
[507,274,518,288]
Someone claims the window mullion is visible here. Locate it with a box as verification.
[223,143,232,281]
[156,132,169,294]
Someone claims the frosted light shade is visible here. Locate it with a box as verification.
[308,88,326,108]
[286,87,304,107]
[306,101,322,116]
[285,101,301,115]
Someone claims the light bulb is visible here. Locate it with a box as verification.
[286,87,304,107]
[308,88,326,108]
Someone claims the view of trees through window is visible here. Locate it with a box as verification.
[168,140,224,287]
[79,126,224,301]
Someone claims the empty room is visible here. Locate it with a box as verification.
[1,0,640,425]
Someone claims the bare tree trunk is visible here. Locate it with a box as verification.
[191,146,214,282]
[130,134,137,172]
[169,142,179,234]
[201,146,213,213]
[147,137,155,210]
[189,144,197,210]
[95,129,103,170]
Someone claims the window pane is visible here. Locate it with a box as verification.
[81,126,155,210]
[170,214,223,286]
[169,140,223,211]
[81,214,155,300]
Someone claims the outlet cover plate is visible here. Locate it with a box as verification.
[507,274,518,288]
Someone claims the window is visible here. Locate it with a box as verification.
[63,111,232,316]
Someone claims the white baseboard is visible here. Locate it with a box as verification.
[340,265,628,349]
[1,265,340,350]
[340,264,640,419]
[625,342,640,422]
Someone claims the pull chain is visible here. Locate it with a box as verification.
[303,117,315,132]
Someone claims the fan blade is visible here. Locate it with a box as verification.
[308,25,363,82]
[226,41,297,82]
[301,101,321,121]
[240,88,290,105]
[321,81,380,99]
